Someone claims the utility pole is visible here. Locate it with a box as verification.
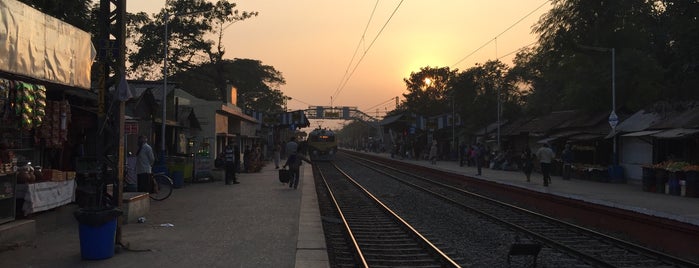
[99,0,126,246]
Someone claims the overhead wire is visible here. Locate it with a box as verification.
[331,0,380,104]
[497,41,537,60]
[362,96,396,112]
[450,0,550,68]
[331,0,405,104]
[289,97,313,107]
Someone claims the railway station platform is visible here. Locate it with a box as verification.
[0,162,328,268]
[351,150,699,227]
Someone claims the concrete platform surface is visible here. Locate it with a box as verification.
[0,162,328,268]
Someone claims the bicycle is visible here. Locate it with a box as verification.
[150,172,173,201]
[121,160,173,201]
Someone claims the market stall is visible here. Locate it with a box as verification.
[641,161,699,197]
[193,138,213,182]
[0,0,95,228]
[16,179,76,216]
[0,78,80,220]
[0,173,16,224]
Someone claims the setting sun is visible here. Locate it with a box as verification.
[424,77,433,86]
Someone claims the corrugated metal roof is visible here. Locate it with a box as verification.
[557,111,609,129]
[500,117,532,136]
[650,106,699,129]
[516,110,578,134]
[621,130,663,137]
[650,128,699,138]
[614,109,661,132]
[608,104,699,138]
[474,120,508,136]
[568,133,604,141]
[380,114,405,126]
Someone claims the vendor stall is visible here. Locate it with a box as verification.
[193,155,213,182]
[0,1,95,225]
[0,78,81,221]
[0,173,16,224]
[16,180,76,216]
[193,138,213,182]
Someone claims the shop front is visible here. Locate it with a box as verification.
[0,0,95,226]
[0,78,90,220]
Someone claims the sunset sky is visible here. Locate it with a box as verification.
[129,1,551,122]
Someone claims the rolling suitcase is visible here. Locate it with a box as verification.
[278,169,291,183]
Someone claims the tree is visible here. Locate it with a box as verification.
[16,0,93,31]
[528,0,668,112]
[335,120,374,149]
[450,60,518,130]
[654,0,699,100]
[128,0,257,93]
[173,58,288,113]
[401,66,458,116]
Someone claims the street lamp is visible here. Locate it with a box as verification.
[577,45,617,163]
[162,7,212,164]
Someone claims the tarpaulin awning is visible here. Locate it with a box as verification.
[650,128,699,138]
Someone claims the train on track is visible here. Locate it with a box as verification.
[307,127,337,161]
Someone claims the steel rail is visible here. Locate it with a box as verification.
[343,152,699,268]
[316,165,369,268]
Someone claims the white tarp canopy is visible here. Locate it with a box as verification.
[0,0,95,89]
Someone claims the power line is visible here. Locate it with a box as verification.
[332,0,405,103]
[451,0,550,68]
[497,41,537,60]
[289,97,312,107]
[362,96,396,111]
[331,1,380,103]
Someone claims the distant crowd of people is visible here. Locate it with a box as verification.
[381,138,575,187]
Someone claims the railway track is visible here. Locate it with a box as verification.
[313,162,463,267]
[338,152,699,267]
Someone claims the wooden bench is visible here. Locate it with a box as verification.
[121,192,149,224]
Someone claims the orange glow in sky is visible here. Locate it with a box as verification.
[129,1,551,119]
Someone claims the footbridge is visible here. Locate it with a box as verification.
[304,106,380,126]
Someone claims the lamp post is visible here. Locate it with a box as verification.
[162,7,211,165]
[497,84,501,152]
[452,92,456,153]
[577,45,616,163]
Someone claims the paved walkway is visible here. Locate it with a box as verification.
[0,162,328,268]
[2,151,697,267]
[354,150,699,227]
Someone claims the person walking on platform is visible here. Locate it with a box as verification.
[521,147,534,182]
[242,145,251,173]
[283,152,310,189]
[273,141,281,169]
[136,135,155,193]
[536,143,555,186]
[286,136,298,157]
[223,142,240,184]
[474,143,484,176]
[459,142,467,167]
[428,140,438,165]
[562,143,574,180]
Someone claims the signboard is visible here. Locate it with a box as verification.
[608,110,619,129]
[343,107,351,119]
[125,122,138,135]
[194,156,212,180]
